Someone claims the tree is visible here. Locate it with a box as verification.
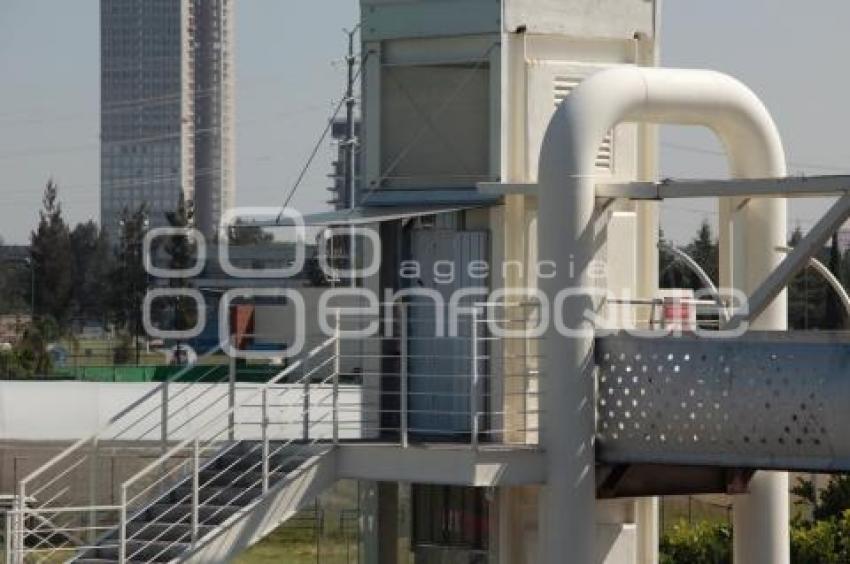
[162,195,199,333]
[660,520,731,564]
[822,232,845,330]
[0,239,29,315]
[682,220,719,289]
[108,205,149,361]
[788,226,829,330]
[227,218,273,246]
[70,221,113,324]
[30,180,74,327]
[659,228,687,289]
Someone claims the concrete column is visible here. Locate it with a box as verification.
[731,197,789,564]
[377,482,399,564]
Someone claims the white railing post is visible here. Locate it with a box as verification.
[470,306,480,449]
[16,483,24,564]
[333,308,341,445]
[161,381,169,452]
[88,438,98,544]
[261,388,270,493]
[400,302,409,448]
[191,438,199,544]
[5,508,12,564]
[119,485,127,563]
[303,366,311,441]
[228,344,237,441]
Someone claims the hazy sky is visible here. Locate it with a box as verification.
[1,1,848,244]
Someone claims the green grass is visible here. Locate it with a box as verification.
[235,531,358,564]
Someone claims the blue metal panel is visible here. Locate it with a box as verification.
[360,189,501,207]
[408,228,489,439]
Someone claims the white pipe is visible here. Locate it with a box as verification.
[659,242,730,323]
[537,66,788,564]
[778,246,850,318]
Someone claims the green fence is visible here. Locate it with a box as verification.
[49,363,283,383]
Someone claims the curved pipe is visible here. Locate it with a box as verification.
[658,242,731,323]
[537,67,788,564]
[778,246,850,318]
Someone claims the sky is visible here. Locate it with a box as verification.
[0,0,848,244]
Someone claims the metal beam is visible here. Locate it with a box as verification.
[597,175,850,200]
[730,192,850,327]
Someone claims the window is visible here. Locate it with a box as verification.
[412,485,489,551]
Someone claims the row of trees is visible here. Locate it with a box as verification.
[0,180,283,345]
[661,220,849,330]
[661,475,850,564]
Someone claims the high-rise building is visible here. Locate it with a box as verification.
[100,0,234,241]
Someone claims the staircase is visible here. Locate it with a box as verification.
[5,336,341,564]
[76,441,334,564]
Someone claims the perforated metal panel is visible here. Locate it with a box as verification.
[595,332,850,472]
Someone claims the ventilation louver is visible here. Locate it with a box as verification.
[554,76,614,171]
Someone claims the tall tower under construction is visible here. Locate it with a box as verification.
[100,0,235,240]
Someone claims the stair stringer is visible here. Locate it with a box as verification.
[178,446,338,564]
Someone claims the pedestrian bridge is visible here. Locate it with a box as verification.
[7,320,850,562]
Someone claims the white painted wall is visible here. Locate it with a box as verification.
[0,382,363,442]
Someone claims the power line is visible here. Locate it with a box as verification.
[276,50,367,220]
[0,104,331,161]
[661,141,850,173]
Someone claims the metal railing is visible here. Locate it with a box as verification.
[6,302,542,563]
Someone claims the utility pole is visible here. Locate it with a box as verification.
[343,26,359,288]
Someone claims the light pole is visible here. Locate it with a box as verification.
[24,257,34,320]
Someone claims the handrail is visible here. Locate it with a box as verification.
[20,342,227,491]
[122,336,336,493]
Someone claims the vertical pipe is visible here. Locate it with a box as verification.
[470,306,480,449]
[262,388,270,493]
[119,486,127,563]
[400,303,409,448]
[333,309,341,445]
[191,438,199,544]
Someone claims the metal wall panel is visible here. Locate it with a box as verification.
[596,332,850,472]
[408,228,489,440]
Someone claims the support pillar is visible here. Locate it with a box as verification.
[377,482,399,564]
[536,66,790,564]
[731,197,789,564]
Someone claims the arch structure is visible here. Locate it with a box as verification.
[537,67,788,564]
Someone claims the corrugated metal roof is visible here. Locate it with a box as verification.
[254,203,496,227]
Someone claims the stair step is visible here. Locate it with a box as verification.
[211,452,307,475]
[75,560,145,564]
[92,539,188,563]
[170,484,264,507]
[199,467,288,488]
[115,521,214,543]
[145,502,240,526]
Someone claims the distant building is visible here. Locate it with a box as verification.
[327,119,360,210]
[0,314,31,344]
[100,0,235,241]
[0,245,30,264]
